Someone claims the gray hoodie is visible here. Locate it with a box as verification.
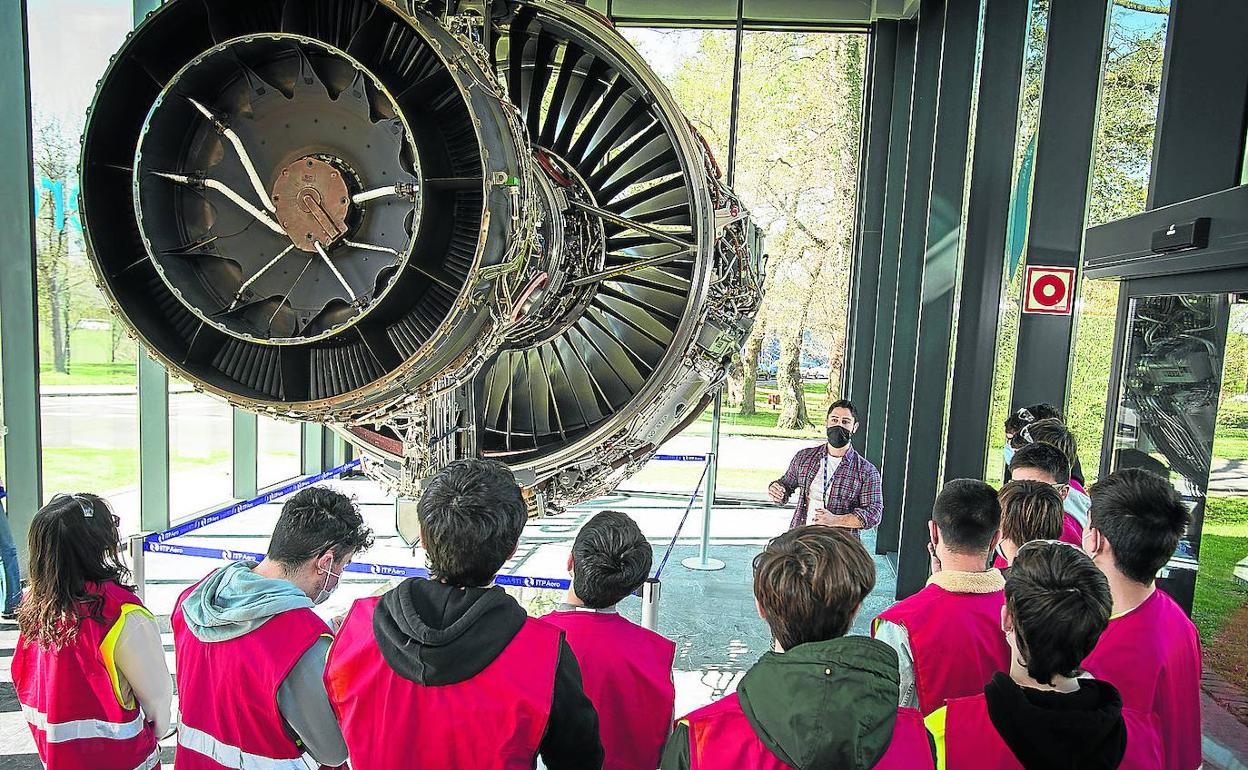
[180,561,348,766]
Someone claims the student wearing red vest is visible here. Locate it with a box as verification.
[994,480,1063,576]
[661,526,935,770]
[542,510,675,770]
[13,493,173,770]
[872,479,1011,714]
[926,540,1163,769]
[173,486,374,769]
[1007,442,1086,547]
[1081,468,1202,770]
[326,458,603,769]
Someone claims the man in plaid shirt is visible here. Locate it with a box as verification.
[767,399,883,535]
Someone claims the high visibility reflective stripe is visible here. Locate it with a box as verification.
[21,704,145,743]
[177,724,310,770]
[135,749,160,770]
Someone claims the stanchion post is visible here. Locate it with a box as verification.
[129,534,147,604]
[641,578,661,631]
[683,391,725,571]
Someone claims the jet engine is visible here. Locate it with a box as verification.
[81,0,763,533]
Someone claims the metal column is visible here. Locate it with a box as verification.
[684,0,744,572]
[894,0,981,599]
[233,410,258,499]
[1008,0,1112,411]
[302,423,329,475]
[942,0,1030,483]
[864,21,917,479]
[0,0,41,565]
[137,354,169,531]
[1146,0,1248,210]
[844,21,898,445]
[134,0,170,532]
[876,0,944,557]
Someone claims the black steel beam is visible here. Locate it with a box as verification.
[844,21,898,445]
[1147,0,1248,209]
[0,0,42,565]
[867,19,917,554]
[894,0,982,600]
[942,0,1030,482]
[876,0,943,558]
[1008,0,1112,412]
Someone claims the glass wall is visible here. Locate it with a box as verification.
[986,0,1168,484]
[619,28,867,501]
[1066,1,1168,483]
[258,417,302,490]
[169,380,234,519]
[617,29,734,497]
[27,0,140,522]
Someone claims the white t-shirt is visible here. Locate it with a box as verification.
[805,453,843,524]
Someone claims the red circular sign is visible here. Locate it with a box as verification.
[1032,274,1067,307]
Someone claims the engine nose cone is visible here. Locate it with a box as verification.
[273,158,352,253]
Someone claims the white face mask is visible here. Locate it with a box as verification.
[314,564,343,605]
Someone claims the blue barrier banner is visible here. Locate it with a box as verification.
[652,454,707,462]
[145,459,361,545]
[142,540,570,590]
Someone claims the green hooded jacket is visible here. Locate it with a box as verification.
[660,635,933,769]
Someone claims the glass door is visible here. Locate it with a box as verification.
[1108,290,1248,626]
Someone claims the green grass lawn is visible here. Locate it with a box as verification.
[1192,495,1248,643]
[1213,426,1248,462]
[42,447,238,495]
[685,382,830,440]
[40,362,136,387]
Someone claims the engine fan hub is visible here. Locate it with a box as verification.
[272,157,352,253]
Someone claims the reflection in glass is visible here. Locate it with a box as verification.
[259,417,302,489]
[29,0,140,522]
[170,383,234,519]
[1110,293,1231,609]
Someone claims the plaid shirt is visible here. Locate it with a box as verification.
[773,445,883,532]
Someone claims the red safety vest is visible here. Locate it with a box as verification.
[683,693,934,769]
[944,691,1164,769]
[541,610,676,770]
[1082,589,1203,770]
[874,583,1010,714]
[12,581,161,770]
[171,578,329,770]
[325,595,562,769]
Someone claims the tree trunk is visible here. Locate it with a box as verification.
[725,353,744,408]
[48,272,68,374]
[776,329,809,429]
[60,279,72,373]
[740,327,765,417]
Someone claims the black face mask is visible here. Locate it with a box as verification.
[827,425,851,449]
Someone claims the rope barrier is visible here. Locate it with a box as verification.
[651,458,711,581]
[140,457,571,591]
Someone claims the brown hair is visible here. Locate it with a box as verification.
[17,493,133,649]
[1007,540,1112,684]
[1018,418,1079,470]
[999,480,1064,546]
[752,525,875,650]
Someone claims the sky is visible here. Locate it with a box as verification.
[27,0,134,128]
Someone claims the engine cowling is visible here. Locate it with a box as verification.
[81,0,763,536]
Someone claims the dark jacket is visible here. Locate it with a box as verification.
[373,578,604,770]
[660,635,931,770]
[982,672,1127,769]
